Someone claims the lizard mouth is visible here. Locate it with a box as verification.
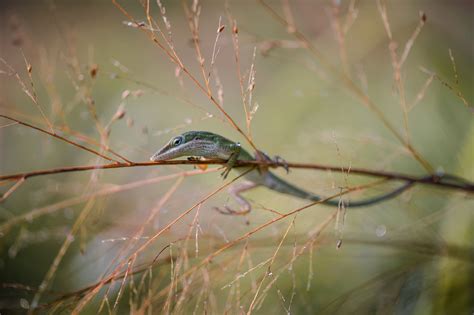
[149,145,172,161]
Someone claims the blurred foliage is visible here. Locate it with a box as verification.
[0,0,472,314]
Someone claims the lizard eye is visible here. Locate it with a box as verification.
[172,137,183,146]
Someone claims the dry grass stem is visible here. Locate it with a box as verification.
[258,0,434,173]
[1,2,471,313]
[0,114,118,162]
[419,67,471,109]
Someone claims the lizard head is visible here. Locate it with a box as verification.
[150,131,224,161]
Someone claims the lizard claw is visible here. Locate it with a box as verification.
[253,151,289,173]
[221,167,231,179]
[273,155,289,174]
[220,142,241,180]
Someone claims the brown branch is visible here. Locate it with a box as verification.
[0,114,118,163]
[0,159,472,193]
[0,178,25,202]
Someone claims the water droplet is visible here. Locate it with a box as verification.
[376,225,386,237]
[154,217,160,229]
[80,111,88,120]
[20,298,29,309]
[121,90,131,100]
[25,213,34,223]
[64,208,74,219]
[8,247,18,258]
[436,166,445,176]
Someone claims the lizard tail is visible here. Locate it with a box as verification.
[264,172,416,208]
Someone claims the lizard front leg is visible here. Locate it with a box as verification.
[221,142,241,179]
[214,180,258,215]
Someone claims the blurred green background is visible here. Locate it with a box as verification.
[0,0,472,314]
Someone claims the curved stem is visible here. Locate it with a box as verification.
[0,159,472,193]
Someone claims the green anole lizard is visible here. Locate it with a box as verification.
[150,131,416,215]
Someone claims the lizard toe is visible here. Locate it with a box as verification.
[214,206,250,216]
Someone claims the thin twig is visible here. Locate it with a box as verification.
[1,108,132,163]
[150,180,394,304]
[112,0,260,153]
[0,114,118,162]
[329,1,350,77]
[182,0,212,96]
[247,216,296,314]
[0,177,25,202]
[256,0,434,173]
[0,159,472,192]
[399,11,426,68]
[409,72,434,111]
[0,169,217,233]
[419,66,471,109]
[71,168,254,314]
[376,0,410,145]
[1,57,55,134]
[448,48,459,85]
